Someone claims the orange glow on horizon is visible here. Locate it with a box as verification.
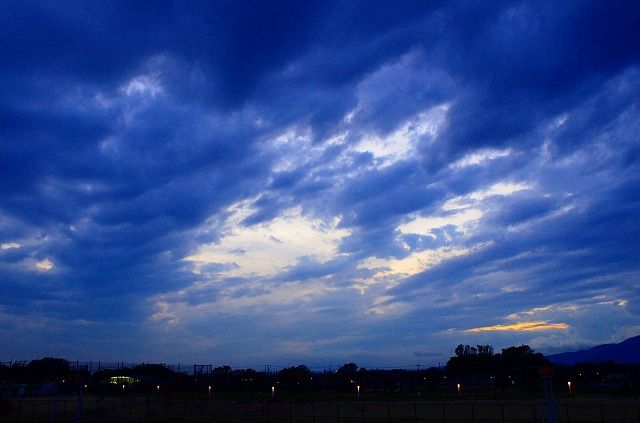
[464,320,569,333]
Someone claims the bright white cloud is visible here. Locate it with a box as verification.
[186,204,349,277]
[451,148,513,168]
[266,125,327,173]
[358,246,472,282]
[442,182,532,212]
[0,242,21,250]
[149,301,179,327]
[35,258,54,271]
[121,75,163,97]
[353,105,447,167]
[468,182,532,201]
[506,304,578,320]
[396,182,531,239]
[398,209,483,237]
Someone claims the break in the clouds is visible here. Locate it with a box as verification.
[1,1,639,367]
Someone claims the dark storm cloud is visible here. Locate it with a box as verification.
[419,1,640,168]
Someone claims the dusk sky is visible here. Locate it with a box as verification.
[1,1,639,369]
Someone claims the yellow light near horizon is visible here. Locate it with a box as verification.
[465,320,569,333]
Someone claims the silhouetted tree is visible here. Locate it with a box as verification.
[214,365,232,374]
[336,363,358,378]
[477,345,494,356]
[28,358,71,382]
[448,344,497,379]
[234,368,264,393]
[278,365,312,390]
[335,363,359,391]
[455,344,492,357]
[212,365,233,391]
[496,345,548,392]
[131,363,179,379]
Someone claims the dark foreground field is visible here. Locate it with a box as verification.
[2,396,640,423]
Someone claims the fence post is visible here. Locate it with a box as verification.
[442,401,446,423]
[471,401,475,423]
[565,403,570,423]
[600,404,604,423]
[75,386,83,423]
[337,402,340,423]
[51,397,58,423]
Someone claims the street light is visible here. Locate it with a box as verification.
[567,381,572,395]
[208,385,212,397]
[357,385,360,398]
[271,386,275,399]
[457,383,461,394]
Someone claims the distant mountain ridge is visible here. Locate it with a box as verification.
[547,335,640,365]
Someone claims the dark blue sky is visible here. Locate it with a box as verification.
[1,0,639,368]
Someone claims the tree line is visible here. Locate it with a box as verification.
[2,344,639,396]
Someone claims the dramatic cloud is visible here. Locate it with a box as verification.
[1,0,639,367]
